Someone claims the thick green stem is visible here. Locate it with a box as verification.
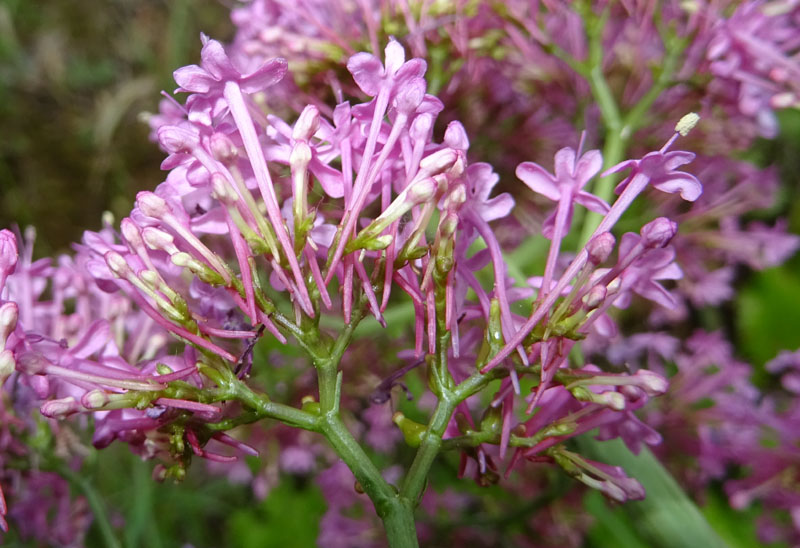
[309,299,419,547]
[400,396,457,504]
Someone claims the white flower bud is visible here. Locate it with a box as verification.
[136,191,170,219]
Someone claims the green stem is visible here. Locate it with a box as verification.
[400,396,457,504]
[309,297,419,547]
[230,381,320,431]
[578,27,687,245]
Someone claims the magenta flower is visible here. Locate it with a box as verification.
[517,146,609,238]
[173,35,287,95]
[605,150,702,202]
[346,38,427,99]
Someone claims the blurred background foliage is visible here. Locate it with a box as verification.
[1,1,800,547]
[0,0,231,256]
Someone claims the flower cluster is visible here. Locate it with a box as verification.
[2,0,799,546]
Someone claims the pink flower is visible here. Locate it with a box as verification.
[173,35,287,95]
[517,146,609,238]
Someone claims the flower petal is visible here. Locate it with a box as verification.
[240,58,288,94]
[553,147,577,181]
[575,191,611,214]
[347,52,384,97]
[574,150,603,188]
[481,193,515,222]
[652,172,703,201]
[173,65,215,94]
[516,162,559,201]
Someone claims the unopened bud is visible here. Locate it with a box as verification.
[139,269,162,287]
[142,227,176,252]
[210,173,237,204]
[419,148,457,175]
[136,192,170,219]
[41,396,80,419]
[408,177,438,204]
[675,112,700,137]
[209,132,238,163]
[157,125,197,154]
[444,183,466,211]
[0,229,18,276]
[0,349,15,380]
[82,389,110,409]
[120,218,144,249]
[170,252,197,269]
[105,251,133,278]
[292,105,320,141]
[640,217,678,248]
[601,391,626,411]
[444,121,469,151]
[362,234,393,251]
[438,213,459,239]
[410,113,433,141]
[587,232,615,265]
[600,481,627,502]
[582,285,607,310]
[633,369,669,396]
[770,92,799,109]
[0,302,18,341]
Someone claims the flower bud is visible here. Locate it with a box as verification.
[393,77,426,115]
[640,217,678,248]
[0,302,18,344]
[209,132,238,163]
[0,229,18,279]
[157,125,198,154]
[444,121,469,151]
[582,285,607,310]
[82,389,110,409]
[633,369,669,396]
[409,113,433,141]
[408,177,438,204]
[120,218,145,250]
[419,148,457,175]
[105,251,133,278]
[136,191,170,219]
[443,183,466,211]
[210,172,238,204]
[0,349,15,381]
[292,105,320,141]
[41,397,81,419]
[142,227,176,252]
[586,232,615,265]
[600,481,627,502]
[361,234,393,251]
[601,391,626,411]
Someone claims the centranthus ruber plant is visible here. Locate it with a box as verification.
[2,1,800,546]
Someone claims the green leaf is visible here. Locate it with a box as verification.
[575,437,726,548]
[227,477,326,548]
[737,264,800,370]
